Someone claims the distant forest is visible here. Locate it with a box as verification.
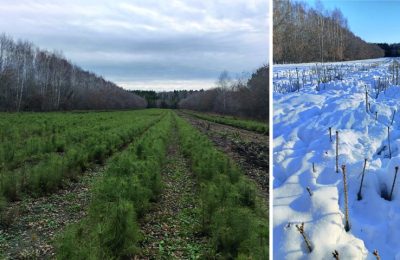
[179,65,268,121]
[273,0,384,63]
[131,90,194,109]
[376,43,400,57]
[133,65,268,122]
[0,34,146,111]
[0,34,267,119]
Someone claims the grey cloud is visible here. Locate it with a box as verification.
[0,0,268,90]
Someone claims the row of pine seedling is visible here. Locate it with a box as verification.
[56,111,173,258]
[0,110,166,226]
[175,114,268,259]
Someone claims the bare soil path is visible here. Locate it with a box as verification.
[137,124,210,259]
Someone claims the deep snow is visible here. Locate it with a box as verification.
[273,58,400,259]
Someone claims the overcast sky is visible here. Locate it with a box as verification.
[0,0,269,91]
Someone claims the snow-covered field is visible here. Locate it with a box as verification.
[273,58,400,259]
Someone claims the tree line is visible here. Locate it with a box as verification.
[178,65,268,122]
[376,43,400,57]
[0,34,146,112]
[273,0,384,63]
[131,90,196,109]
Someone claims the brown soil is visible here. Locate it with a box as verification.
[136,126,210,259]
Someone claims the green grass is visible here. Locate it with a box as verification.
[181,110,268,134]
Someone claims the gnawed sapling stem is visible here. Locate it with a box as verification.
[295,222,312,253]
[357,158,368,201]
[388,126,392,159]
[336,131,339,173]
[332,250,339,260]
[342,165,350,232]
[389,166,399,201]
[391,110,396,125]
[373,249,381,260]
[306,186,313,197]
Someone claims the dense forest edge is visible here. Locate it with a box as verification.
[0,34,146,112]
[0,34,268,122]
[273,0,385,63]
[376,43,400,57]
[133,65,269,122]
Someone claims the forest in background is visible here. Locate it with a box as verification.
[0,34,146,112]
[131,90,193,109]
[273,0,384,63]
[0,34,267,121]
[376,43,400,57]
[179,65,268,122]
[132,65,268,122]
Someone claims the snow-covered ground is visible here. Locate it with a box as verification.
[273,58,400,259]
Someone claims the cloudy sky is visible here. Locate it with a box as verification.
[0,0,269,91]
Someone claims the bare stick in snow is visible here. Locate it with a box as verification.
[357,158,368,201]
[389,166,399,201]
[329,127,332,142]
[295,222,312,253]
[375,111,378,121]
[336,131,339,173]
[332,250,339,260]
[312,162,316,173]
[342,165,350,232]
[365,91,368,113]
[388,126,392,159]
[391,110,396,125]
[306,186,313,197]
[373,250,381,260]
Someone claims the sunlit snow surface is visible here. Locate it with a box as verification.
[273,58,400,259]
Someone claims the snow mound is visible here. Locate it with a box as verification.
[274,58,400,259]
